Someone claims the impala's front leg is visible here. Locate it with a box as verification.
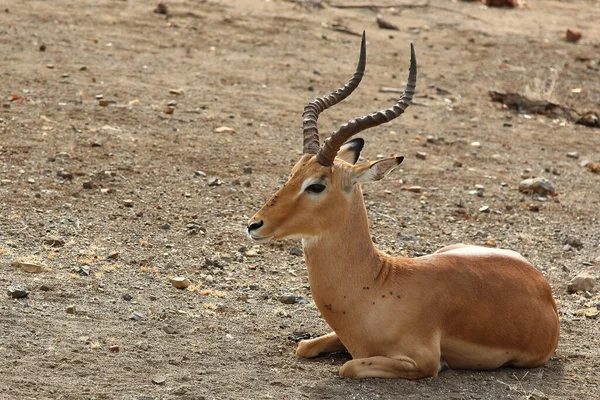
[339,355,439,379]
[296,332,347,358]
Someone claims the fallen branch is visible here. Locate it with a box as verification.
[327,1,483,21]
[324,24,363,36]
[327,1,429,9]
[489,91,599,128]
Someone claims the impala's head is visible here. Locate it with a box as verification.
[247,32,416,243]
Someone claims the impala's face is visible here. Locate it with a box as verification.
[247,139,403,242]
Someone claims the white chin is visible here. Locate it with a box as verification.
[248,234,273,243]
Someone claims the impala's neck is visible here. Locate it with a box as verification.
[302,186,382,298]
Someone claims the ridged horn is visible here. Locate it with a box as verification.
[302,32,367,155]
[316,43,417,167]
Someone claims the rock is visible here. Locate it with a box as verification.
[66,305,76,314]
[122,293,133,301]
[164,106,175,115]
[566,29,582,43]
[136,341,149,351]
[244,250,259,257]
[108,251,119,259]
[194,170,206,177]
[416,151,427,160]
[565,236,583,249]
[470,141,481,148]
[170,277,191,289]
[82,181,94,189]
[583,308,598,319]
[7,284,29,298]
[567,273,596,293]
[98,99,110,107]
[289,247,303,257]
[518,178,555,196]
[279,294,297,304]
[588,163,600,174]
[376,14,399,30]
[161,223,171,230]
[109,344,120,352]
[168,88,183,95]
[407,186,422,193]
[152,375,167,385]
[39,284,52,292]
[79,265,90,276]
[208,178,222,187]
[566,151,580,159]
[479,205,490,213]
[453,159,463,167]
[163,325,178,334]
[484,0,522,7]
[243,166,253,174]
[130,312,145,321]
[43,238,65,247]
[12,261,42,273]
[224,334,234,341]
[594,255,600,265]
[577,111,599,127]
[214,126,235,134]
[123,199,134,207]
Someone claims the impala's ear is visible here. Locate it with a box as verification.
[351,156,404,184]
[336,138,364,165]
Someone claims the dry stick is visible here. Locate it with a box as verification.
[326,25,363,36]
[327,1,483,22]
[327,1,430,9]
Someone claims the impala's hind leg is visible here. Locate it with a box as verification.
[339,355,439,379]
[296,332,346,358]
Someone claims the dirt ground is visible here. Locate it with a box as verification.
[1,0,599,399]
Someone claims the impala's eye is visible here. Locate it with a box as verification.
[305,183,326,194]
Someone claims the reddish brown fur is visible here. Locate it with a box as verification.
[249,155,559,379]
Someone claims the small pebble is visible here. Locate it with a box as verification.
[123,199,134,207]
[279,294,297,304]
[416,151,427,160]
[66,305,76,314]
[208,178,222,187]
[109,344,120,352]
[567,273,596,293]
[170,277,191,289]
[122,293,133,301]
[289,247,303,257]
[7,284,29,298]
[130,312,145,321]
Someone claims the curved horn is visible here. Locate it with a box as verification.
[316,43,417,167]
[302,32,367,155]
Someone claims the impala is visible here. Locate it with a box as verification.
[247,33,559,379]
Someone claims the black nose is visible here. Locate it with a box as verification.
[247,220,264,232]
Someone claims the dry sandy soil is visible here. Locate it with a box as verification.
[1,0,599,399]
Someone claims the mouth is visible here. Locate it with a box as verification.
[247,231,273,243]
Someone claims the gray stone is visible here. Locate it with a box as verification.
[518,177,555,196]
[565,236,583,250]
[289,247,303,257]
[130,312,145,321]
[163,325,178,334]
[7,284,29,299]
[279,294,297,304]
[567,273,596,293]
